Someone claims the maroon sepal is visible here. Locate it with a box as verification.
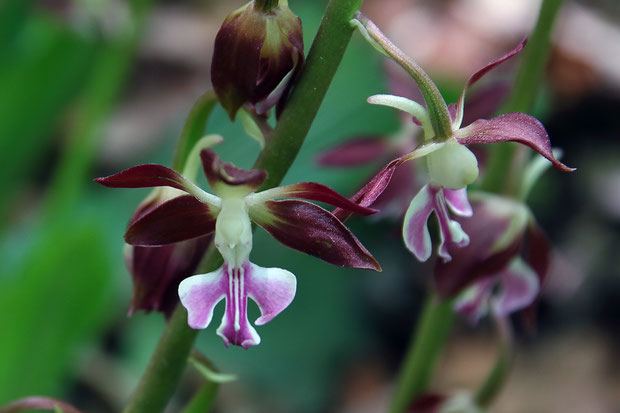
[127,235,211,317]
[316,137,390,167]
[276,182,378,215]
[125,195,216,246]
[434,199,524,297]
[455,113,574,172]
[250,200,381,271]
[94,164,190,191]
[333,157,404,221]
[200,149,266,195]
[0,396,83,413]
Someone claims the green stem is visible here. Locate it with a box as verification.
[389,294,454,413]
[181,381,219,413]
[123,307,198,413]
[254,0,363,189]
[480,0,564,193]
[123,1,364,411]
[474,317,514,408]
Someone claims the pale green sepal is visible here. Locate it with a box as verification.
[182,134,224,180]
[352,12,453,140]
[401,141,446,163]
[238,109,265,148]
[188,353,237,384]
[350,18,390,57]
[367,94,434,140]
[54,405,65,413]
[519,148,563,201]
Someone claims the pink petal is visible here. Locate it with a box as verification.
[200,149,267,195]
[125,195,217,246]
[246,263,296,325]
[266,182,378,215]
[94,164,192,192]
[452,39,527,129]
[215,262,261,349]
[402,185,435,262]
[493,258,540,317]
[454,113,574,172]
[316,137,390,166]
[434,197,525,297]
[433,187,470,262]
[178,266,227,330]
[250,200,381,271]
[454,279,494,324]
[444,187,473,217]
[0,397,83,413]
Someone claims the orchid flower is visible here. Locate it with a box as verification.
[342,15,573,264]
[96,149,380,348]
[432,193,550,324]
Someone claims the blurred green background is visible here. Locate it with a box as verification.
[1,0,620,412]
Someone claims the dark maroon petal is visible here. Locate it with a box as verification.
[273,182,378,215]
[434,198,525,297]
[0,396,82,413]
[316,137,391,167]
[333,157,404,221]
[371,161,419,217]
[94,164,190,191]
[125,195,216,246]
[455,113,575,172]
[250,200,381,271]
[127,235,211,317]
[466,39,526,94]
[200,149,266,194]
[452,39,526,127]
[460,81,511,127]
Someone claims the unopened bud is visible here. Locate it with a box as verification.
[211,0,304,119]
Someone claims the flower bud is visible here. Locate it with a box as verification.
[211,0,304,119]
[125,187,211,317]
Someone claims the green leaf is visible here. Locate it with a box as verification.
[188,351,236,384]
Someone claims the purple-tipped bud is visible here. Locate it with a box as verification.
[211,0,304,119]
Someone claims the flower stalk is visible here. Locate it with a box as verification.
[122,0,364,411]
[351,12,453,140]
[481,0,565,194]
[389,294,454,413]
[474,317,514,408]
